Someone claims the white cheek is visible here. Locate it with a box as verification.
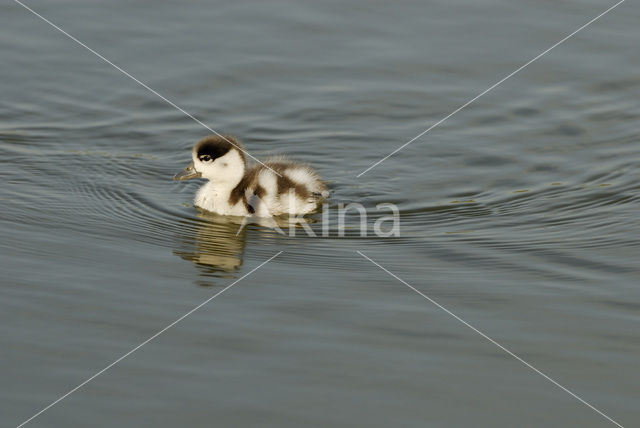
[193,149,244,182]
[204,163,219,174]
[194,160,215,175]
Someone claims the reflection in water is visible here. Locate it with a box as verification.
[173,211,304,284]
[173,211,247,282]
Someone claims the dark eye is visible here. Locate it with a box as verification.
[200,155,212,162]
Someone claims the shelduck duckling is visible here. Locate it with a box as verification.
[174,135,327,217]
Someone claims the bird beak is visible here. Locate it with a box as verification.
[173,161,202,181]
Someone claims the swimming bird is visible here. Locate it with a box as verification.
[174,135,327,217]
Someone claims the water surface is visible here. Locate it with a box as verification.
[1,0,639,427]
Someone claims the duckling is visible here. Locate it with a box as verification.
[174,135,327,217]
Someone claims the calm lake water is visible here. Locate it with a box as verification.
[2,0,639,427]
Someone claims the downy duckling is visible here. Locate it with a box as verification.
[174,135,327,217]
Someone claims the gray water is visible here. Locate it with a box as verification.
[2,1,639,427]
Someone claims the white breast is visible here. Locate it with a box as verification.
[194,182,247,216]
